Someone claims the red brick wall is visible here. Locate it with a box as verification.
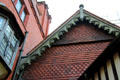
[37,3,45,25]
[37,2,51,37]
[21,0,44,56]
[22,24,113,80]
[0,0,50,79]
[54,24,114,45]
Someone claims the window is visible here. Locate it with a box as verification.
[13,0,28,23]
[20,10,26,22]
[15,0,22,13]
[0,14,19,68]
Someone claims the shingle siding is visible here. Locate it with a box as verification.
[23,24,113,80]
[54,24,113,45]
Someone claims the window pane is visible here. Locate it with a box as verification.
[15,0,22,13]
[0,36,8,55]
[5,25,12,38]
[11,35,17,47]
[5,45,14,64]
[6,53,11,60]
[5,56,10,63]
[0,16,6,29]
[7,45,13,56]
[20,10,26,22]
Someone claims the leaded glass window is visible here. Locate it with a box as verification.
[0,14,20,68]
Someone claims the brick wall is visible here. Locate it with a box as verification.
[54,24,113,45]
[37,2,51,36]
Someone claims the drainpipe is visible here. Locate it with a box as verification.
[12,31,28,80]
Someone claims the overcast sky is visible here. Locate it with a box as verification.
[37,0,120,34]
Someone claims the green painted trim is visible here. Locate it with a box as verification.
[84,12,120,36]
[19,10,120,71]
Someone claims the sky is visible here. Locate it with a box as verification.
[37,0,120,34]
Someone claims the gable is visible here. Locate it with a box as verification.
[19,9,120,76]
[22,17,116,79]
[54,22,114,45]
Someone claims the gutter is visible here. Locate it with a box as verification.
[12,31,28,80]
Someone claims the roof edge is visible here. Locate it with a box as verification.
[19,9,120,72]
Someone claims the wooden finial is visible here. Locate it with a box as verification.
[79,4,84,20]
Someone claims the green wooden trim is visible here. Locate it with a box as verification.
[19,10,120,71]
[84,12,120,37]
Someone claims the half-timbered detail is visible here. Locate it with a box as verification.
[80,52,120,80]
[79,35,120,80]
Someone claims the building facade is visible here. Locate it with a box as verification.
[0,0,51,80]
[20,6,120,80]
